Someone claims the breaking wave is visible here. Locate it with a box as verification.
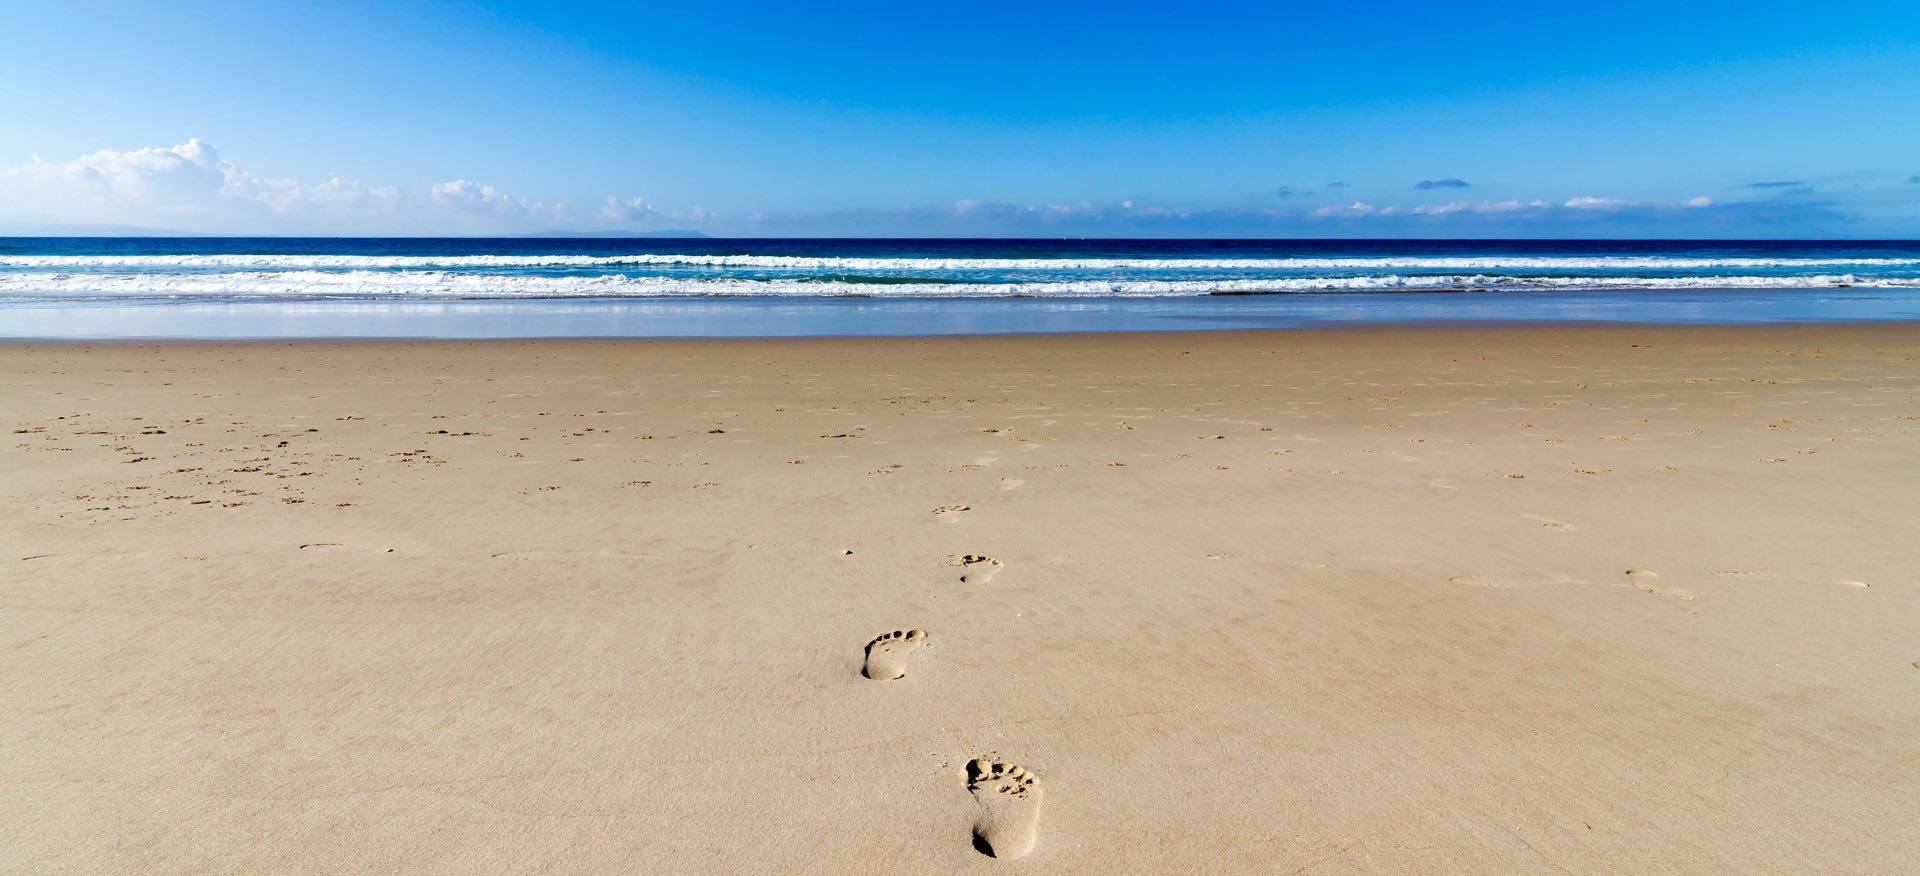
[2,271,1916,301]
[5,254,1920,271]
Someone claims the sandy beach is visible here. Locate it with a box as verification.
[4,323,1918,872]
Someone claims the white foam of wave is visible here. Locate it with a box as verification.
[1,271,1916,301]
[5,254,1920,271]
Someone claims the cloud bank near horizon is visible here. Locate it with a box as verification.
[0,139,1903,237]
[0,139,588,234]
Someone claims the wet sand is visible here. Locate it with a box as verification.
[4,324,1918,871]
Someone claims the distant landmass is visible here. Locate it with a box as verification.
[517,230,711,239]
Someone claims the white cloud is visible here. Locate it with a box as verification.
[0,138,663,234]
[1312,201,1400,217]
[1301,194,1733,225]
[1411,200,1542,216]
[431,179,571,226]
[600,195,656,222]
[6,139,238,220]
[1565,195,1713,210]
[432,179,510,207]
[599,195,709,227]
[0,137,1849,235]
[739,191,1867,236]
[0,138,419,227]
[1309,194,1712,215]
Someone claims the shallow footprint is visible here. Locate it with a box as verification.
[1712,570,1869,588]
[1624,569,1692,600]
[957,555,1003,584]
[967,758,1043,859]
[862,629,927,680]
[1450,573,1586,589]
[1521,513,1574,531]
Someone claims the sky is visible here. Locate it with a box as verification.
[1,0,1917,237]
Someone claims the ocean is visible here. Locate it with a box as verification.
[4,237,1919,339]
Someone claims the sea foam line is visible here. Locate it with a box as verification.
[5,254,1920,270]
[1,271,1915,300]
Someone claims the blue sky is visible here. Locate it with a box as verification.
[1,0,1916,236]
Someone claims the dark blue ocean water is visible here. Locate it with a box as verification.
[3,238,1917,338]
[9,236,1920,264]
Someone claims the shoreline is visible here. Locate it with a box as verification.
[6,286,1920,342]
[5,323,1918,871]
[6,316,1920,346]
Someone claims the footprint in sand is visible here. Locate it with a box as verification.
[1521,513,1574,531]
[1624,569,1692,600]
[489,549,547,561]
[1712,571,1869,588]
[967,758,1043,859]
[1208,552,1331,570]
[862,629,927,680]
[956,554,1003,584]
[1450,573,1586,589]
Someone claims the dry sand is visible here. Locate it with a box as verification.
[3,324,1918,872]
